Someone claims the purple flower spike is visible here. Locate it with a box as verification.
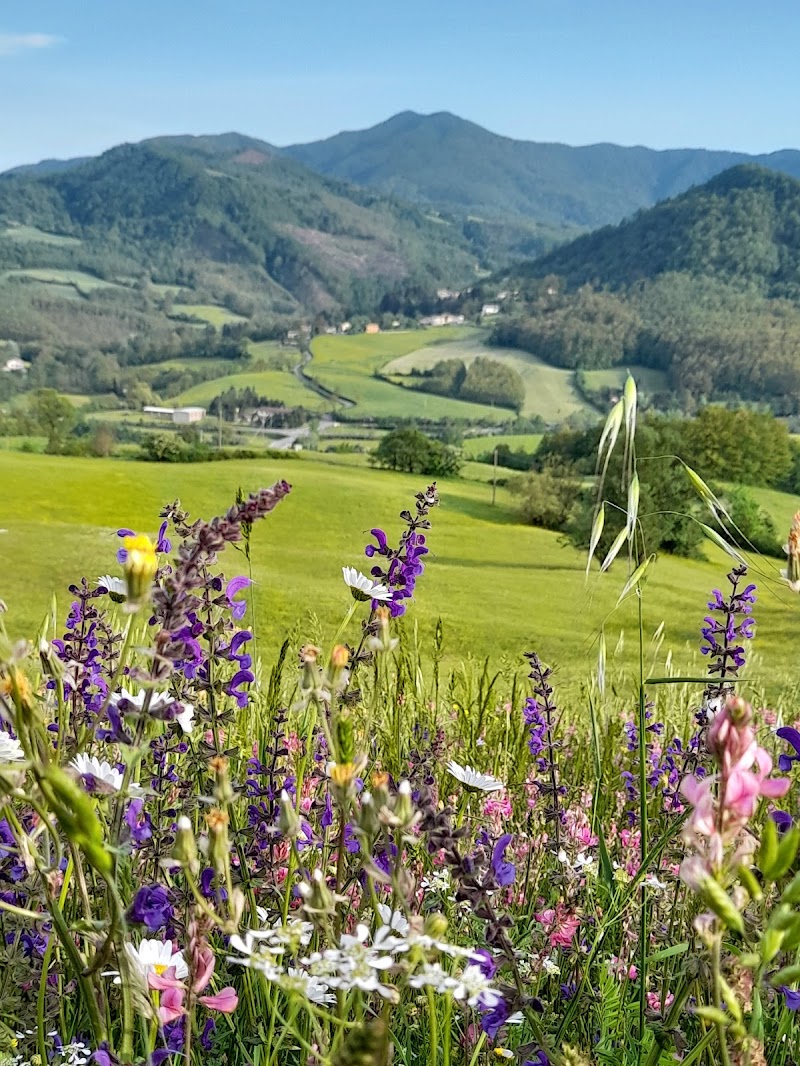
[491,833,516,887]
[156,520,172,554]
[226,668,255,709]
[226,576,252,620]
[777,727,800,772]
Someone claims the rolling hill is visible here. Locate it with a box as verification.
[284,110,800,234]
[0,132,480,329]
[487,166,800,409]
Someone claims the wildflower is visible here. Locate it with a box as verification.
[534,905,580,949]
[70,752,136,794]
[779,985,800,1010]
[447,760,504,793]
[782,512,800,591]
[119,939,189,986]
[363,484,438,616]
[776,726,800,772]
[110,686,173,716]
[121,533,158,606]
[129,886,174,933]
[490,834,517,887]
[175,702,195,734]
[0,730,24,763]
[342,566,391,603]
[124,798,153,845]
[281,967,335,1005]
[225,576,252,620]
[97,574,126,601]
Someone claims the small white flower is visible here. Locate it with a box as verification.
[409,962,453,994]
[175,703,195,734]
[542,955,561,975]
[118,939,188,986]
[110,687,172,714]
[446,760,504,793]
[70,752,138,794]
[342,565,391,603]
[376,904,410,937]
[282,967,335,1005]
[0,730,25,763]
[448,964,501,1007]
[97,574,126,598]
[644,873,669,891]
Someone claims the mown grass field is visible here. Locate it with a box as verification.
[461,433,544,457]
[0,268,124,295]
[170,303,248,327]
[1,224,81,247]
[582,366,669,392]
[172,369,329,410]
[1,450,798,690]
[309,329,516,422]
[384,337,595,422]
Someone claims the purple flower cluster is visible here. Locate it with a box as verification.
[700,566,756,681]
[364,483,439,616]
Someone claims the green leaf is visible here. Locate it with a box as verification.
[757,816,779,880]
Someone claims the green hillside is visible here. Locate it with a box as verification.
[1,449,798,684]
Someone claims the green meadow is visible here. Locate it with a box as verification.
[172,369,329,410]
[308,329,516,421]
[384,337,595,421]
[170,303,249,327]
[0,268,124,295]
[2,450,798,692]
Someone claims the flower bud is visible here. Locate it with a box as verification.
[206,808,230,874]
[357,792,380,838]
[209,756,234,805]
[173,815,198,870]
[278,789,301,839]
[336,715,355,764]
[424,913,448,941]
[331,645,350,670]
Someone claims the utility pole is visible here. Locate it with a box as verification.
[491,447,498,506]
[218,407,222,449]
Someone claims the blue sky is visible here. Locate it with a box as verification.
[1,0,799,170]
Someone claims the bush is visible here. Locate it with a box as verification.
[509,470,580,530]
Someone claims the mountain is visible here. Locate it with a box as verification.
[486,166,800,410]
[520,164,800,297]
[0,133,480,339]
[284,110,800,233]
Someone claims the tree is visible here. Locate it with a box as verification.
[370,428,461,477]
[28,389,76,452]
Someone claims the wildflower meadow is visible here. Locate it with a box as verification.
[3,376,800,1066]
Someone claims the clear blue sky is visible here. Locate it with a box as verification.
[1,0,799,171]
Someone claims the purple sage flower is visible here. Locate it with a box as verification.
[129,885,173,932]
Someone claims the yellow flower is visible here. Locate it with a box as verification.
[123,533,157,606]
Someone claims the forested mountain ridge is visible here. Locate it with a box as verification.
[284,111,800,232]
[487,166,800,411]
[0,134,480,319]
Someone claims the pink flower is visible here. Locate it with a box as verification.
[483,794,513,819]
[646,991,674,1014]
[199,987,238,1013]
[725,746,790,820]
[192,946,216,994]
[534,904,580,948]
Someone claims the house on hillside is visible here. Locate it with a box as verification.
[436,288,461,300]
[365,323,380,334]
[340,321,352,333]
[420,313,465,327]
[481,303,500,317]
[143,405,206,423]
[2,358,28,373]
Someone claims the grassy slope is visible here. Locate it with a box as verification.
[309,329,515,422]
[1,451,798,687]
[170,304,249,327]
[461,434,543,457]
[384,338,595,421]
[173,370,329,410]
[583,367,669,392]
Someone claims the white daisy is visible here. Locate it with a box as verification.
[97,575,126,599]
[70,752,137,794]
[446,760,504,793]
[0,730,25,763]
[122,939,188,984]
[342,566,392,603]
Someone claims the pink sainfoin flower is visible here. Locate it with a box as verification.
[680,696,789,887]
[483,793,513,820]
[646,990,675,1014]
[534,903,580,948]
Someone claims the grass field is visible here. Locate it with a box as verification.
[0,269,124,295]
[172,369,329,410]
[383,337,596,422]
[1,224,81,247]
[461,433,544,457]
[2,450,798,689]
[582,366,669,393]
[170,303,249,327]
[310,330,516,422]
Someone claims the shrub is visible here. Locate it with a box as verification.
[370,427,461,476]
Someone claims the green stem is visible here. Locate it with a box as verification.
[637,588,648,1060]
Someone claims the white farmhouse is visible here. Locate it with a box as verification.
[481,303,501,316]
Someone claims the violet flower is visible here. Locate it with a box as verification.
[777,726,800,773]
[780,986,800,1010]
[490,834,516,887]
[225,576,252,620]
[129,885,173,933]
